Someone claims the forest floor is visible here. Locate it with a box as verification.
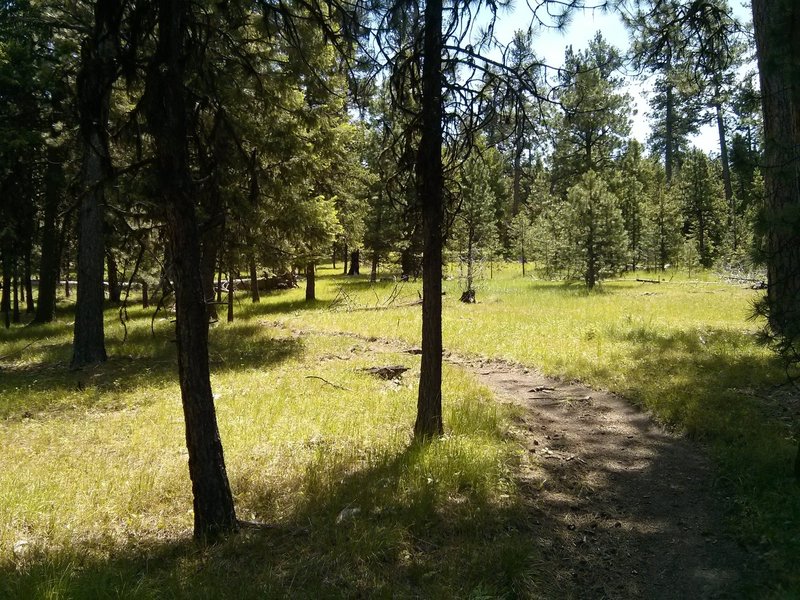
[293,327,754,598]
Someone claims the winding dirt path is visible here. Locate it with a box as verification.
[270,323,753,597]
[453,355,752,599]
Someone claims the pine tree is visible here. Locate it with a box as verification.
[565,171,629,288]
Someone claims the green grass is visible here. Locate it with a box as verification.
[1,263,799,597]
[257,263,800,596]
[0,301,533,598]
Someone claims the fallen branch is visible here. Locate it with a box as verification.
[0,340,37,362]
[305,375,350,391]
[636,278,661,284]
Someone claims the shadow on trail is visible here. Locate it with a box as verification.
[476,362,759,598]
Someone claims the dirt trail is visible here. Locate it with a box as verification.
[455,355,751,599]
[270,324,753,597]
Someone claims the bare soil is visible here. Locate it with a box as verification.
[453,355,753,599]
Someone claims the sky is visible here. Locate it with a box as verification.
[485,1,753,154]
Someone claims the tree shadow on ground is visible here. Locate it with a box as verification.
[0,441,542,599]
[0,320,303,419]
[602,325,800,594]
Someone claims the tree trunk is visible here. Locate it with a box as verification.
[511,120,523,217]
[107,251,120,303]
[332,244,337,269]
[249,257,260,302]
[305,262,316,301]
[24,247,34,314]
[71,0,119,368]
[414,0,445,440]
[142,280,149,309]
[33,149,63,322]
[348,249,360,275]
[227,267,234,323]
[370,250,379,283]
[33,102,67,324]
[1,251,10,328]
[144,0,237,539]
[752,0,800,480]
[216,265,223,304]
[665,80,674,185]
[12,260,20,324]
[343,243,348,275]
[200,221,223,321]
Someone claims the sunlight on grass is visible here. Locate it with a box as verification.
[0,307,532,598]
[1,264,798,596]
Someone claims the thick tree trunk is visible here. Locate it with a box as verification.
[249,257,260,303]
[305,262,316,301]
[414,0,444,440]
[752,0,800,481]
[71,0,119,368]
[143,0,237,538]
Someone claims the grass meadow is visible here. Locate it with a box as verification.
[1,263,798,597]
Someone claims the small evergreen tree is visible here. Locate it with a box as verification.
[565,171,629,288]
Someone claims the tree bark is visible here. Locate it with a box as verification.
[71,0,120,368]
[752,0,800,480]
[34,98,67,324]
[305,262,316,301]
[249,257,260,302]
[142,280,149,309]
[665,84,674,184]
[33,143,64,323]
[414,0,445,440]
[1,250,9,328]
[143,0,237,539]
[343,243,348,275]
[106,250,120,303]
[227,267,234,323]
[24,247,34,314]
[370,250,379,283]
[12,260,20,324]
[348,249,360,275]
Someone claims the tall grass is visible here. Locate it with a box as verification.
[0,307,533,598]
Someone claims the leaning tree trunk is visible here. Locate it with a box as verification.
[71,0,119,368]
[143,0,237,539]
[752,0,800,480]
[414,0,445,440]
